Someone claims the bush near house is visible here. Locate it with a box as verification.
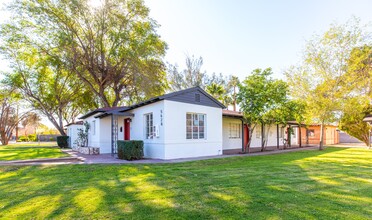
[56,136,69,148]
[117,140,144,160]
[18,135,29,142]
[28,134,37,142]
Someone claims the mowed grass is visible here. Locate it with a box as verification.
[0,142,67,161]
[0,147,371,219]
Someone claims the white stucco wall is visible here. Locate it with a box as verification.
[222,117,243,150]
[162,100,223,159]
[84,115,112,153]
[66,124,83,149]
[129,101,166,159]
[250,124,298,148]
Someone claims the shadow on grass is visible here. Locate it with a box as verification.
[0,147,371,219]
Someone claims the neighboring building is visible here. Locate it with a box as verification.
[71,87,304,159]
[66,121,84,149]
[339,131,362,143]
[300,125,339,145]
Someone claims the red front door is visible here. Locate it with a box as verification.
[124,119,130,140]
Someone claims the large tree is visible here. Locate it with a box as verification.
[286,18,369,150]
[1,48,96,135]
[167,55,207,91]
[0,85,28,145]
[2,0,168,108]
[338,45,372,145]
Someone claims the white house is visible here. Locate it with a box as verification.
[65,121,83,150]
[68,87,300,160]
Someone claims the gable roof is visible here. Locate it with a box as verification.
[120,86,226,112]
[79,106,128,119]
[79,87,225,119]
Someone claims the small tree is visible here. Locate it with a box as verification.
[285,18,367,150]
[206,83,226,101]
[237,68,288,152]
[74,122,90,148]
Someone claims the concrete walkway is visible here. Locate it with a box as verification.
[0,146,319,166]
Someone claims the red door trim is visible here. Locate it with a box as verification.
[124,119,130,140]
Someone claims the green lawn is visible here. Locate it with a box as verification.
[0,142,67,161]
[0,147,371,219]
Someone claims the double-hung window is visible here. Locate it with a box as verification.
[186,113,206,139]
[229,123,241,138]
[145,113,154,139]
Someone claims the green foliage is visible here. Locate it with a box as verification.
[49,137,55,141]
[27,134,37,142]
[18,136,29,142]
[238,68,288,125]
[237,68,293,151]
[56,136,69,148]
[285,17,370,149]
[206,83,226,101]
[117,140,144,160]
[167,55,207,91]
[339,97,371,146]
[1,0,167,108]
[75,122,90,148]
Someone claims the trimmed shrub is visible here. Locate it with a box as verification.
[117,140,144,160]
[49,137,55,141]
[18,136,29,142]
[28,134,37,142]
[57,136,69,148]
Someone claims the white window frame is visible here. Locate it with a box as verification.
[308,129,315,137]
[229,123,241,139]
[256,126,261,138]
[279,127,284,138]
[186,113,206,140]
[144,113,155,139]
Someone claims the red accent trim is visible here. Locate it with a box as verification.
[124,119,130,140]
[244,125,249,148]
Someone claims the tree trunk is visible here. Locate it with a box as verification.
[15,105,19,141]
[1,132,9,145]
[244,124,255,153]
[319,123,324,150]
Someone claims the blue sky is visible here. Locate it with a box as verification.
[145,0,372,79]
[0,0,371,79]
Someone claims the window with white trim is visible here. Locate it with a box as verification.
[256,127,261,138]
[308,129,315,137]
[229,123,241,138]
[186,113,206,139]
[145,113,154,139]
[279,127,284,138]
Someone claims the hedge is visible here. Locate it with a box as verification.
[117,140,144,160]
[18,135,29,142]
[28,134,37,142]
[57,136,69,148]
